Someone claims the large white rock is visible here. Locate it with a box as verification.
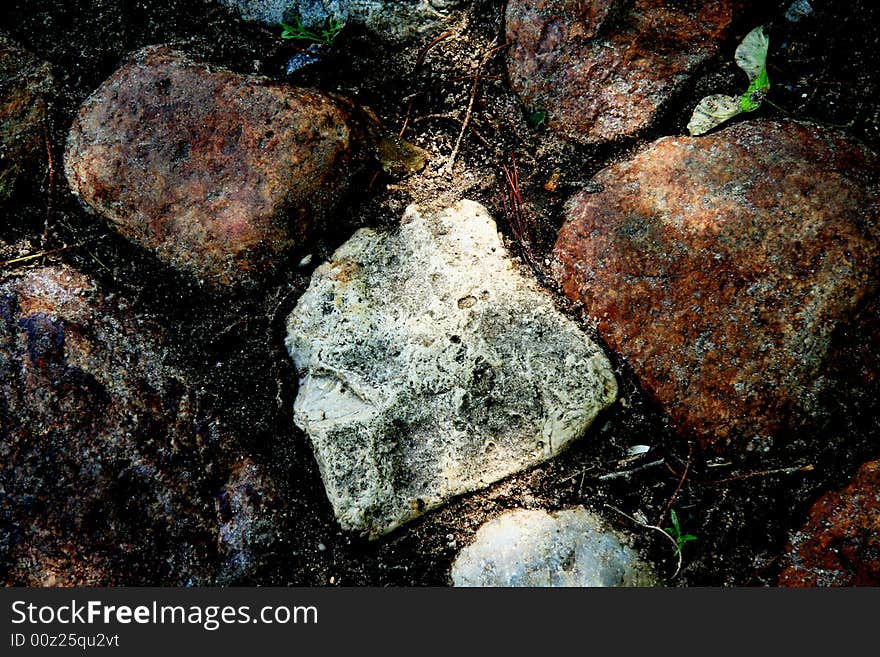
[285,200,617,537]
[451,508,657,587]
[218,1,466,39]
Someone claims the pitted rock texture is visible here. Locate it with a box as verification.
[219,1,467,39]
[286,200,617,537]
[553,121,880,453]
[779,460,880,586]
[0,265,250,585]
[451,508,657,587]
[505,0,734,144]
[64,46,358,289]
[0,35,53,204]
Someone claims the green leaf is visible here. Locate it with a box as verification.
[687,94,742,135]
[279,16,344,45]
[734,26,769,83]
[681,534,697,543]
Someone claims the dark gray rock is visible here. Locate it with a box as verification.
[0,265,276,585]
[0,35,53,204]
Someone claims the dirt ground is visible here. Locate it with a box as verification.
[2,0,879,586]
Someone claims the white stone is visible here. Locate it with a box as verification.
[285,200,617,537]
[451,508,657,587]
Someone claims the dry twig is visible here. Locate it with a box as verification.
[399,32,454,139]
[656,445,693,527]
[411,113,491,147]
[42,123,55,246]
[0,242,87,269]
[442,39,506,174]
[597,459,666,481]
[414,31,453,70]
[500,154,544,280]
[707,463,814,486]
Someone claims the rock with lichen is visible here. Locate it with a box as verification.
[286,200,618,537]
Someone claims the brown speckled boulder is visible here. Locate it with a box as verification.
[553,121,880,454]
[0,35,53,204]
[779,460,880,586]
[0,265,272,585]
[505,0,734,144]
[64,46,360,289]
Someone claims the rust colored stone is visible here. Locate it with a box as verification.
[553,121,880,453]
[779,460,880,586]
[0,35,53,204]
[0,265,242,584]
[64,46,359,288]
[505,0,735,144]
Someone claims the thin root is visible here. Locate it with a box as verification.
[605,503,684,579]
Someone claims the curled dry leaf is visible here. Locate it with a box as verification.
[734,26,770,82]
[687,94,742,136]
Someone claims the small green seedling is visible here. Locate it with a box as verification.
[279,15,344,47]
[528,110,548,130]
[664,509,697,556]
[687,26,770,135]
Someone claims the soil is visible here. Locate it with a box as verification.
[2,0,879,586]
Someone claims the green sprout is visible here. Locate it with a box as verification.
[279,16,344,47]
[687,26,770,135]
[528,110,548,130]
[664,509,697,556]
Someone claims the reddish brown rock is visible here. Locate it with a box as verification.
[0,265,250,585]
[0,35,53,203]
[64,46,359,288]
[779,460,880,586]
[505,0,735,144]
[553,121,880,453]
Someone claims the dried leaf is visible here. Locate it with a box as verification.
[687,94,742,136]
[734,26,769,83]
[687,26,770,135]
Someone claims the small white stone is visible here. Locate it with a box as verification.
[451,508,657,587]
